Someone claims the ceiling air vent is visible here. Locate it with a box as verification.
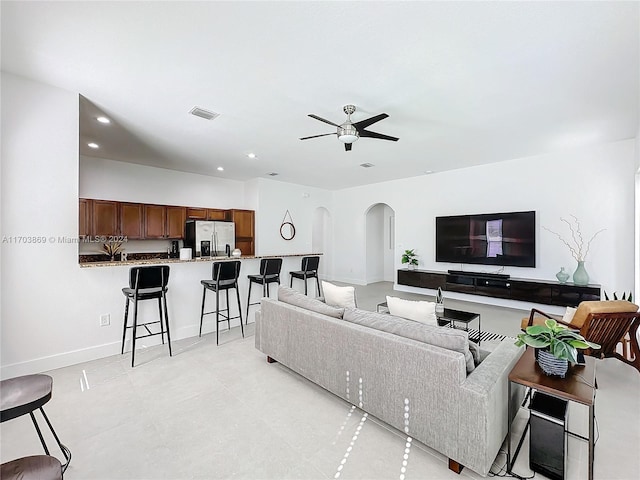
[360,163,375,168]
[189,106,219,120]
[267,172,279,176]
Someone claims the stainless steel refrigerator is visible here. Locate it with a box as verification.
[184,220,235,257]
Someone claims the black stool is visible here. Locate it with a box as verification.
[1,455,62,480]
[289,256,321,296]
[200,260,244,344]
[121,265,172,367]
[246,258,283,322]
[0,375,71,473]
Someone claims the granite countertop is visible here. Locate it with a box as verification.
[79,253,322,268]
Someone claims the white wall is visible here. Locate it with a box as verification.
[365,204,385,283]
[332,140,637,308]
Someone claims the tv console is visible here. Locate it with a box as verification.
[398,269,600,307]
[447,270,510,280]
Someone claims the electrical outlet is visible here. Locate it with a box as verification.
[100,314,110,327]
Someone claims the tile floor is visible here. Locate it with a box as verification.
[1,282,639,479]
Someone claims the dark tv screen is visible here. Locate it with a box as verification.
[435,211,536,267]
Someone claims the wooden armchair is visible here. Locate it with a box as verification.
[521,300,640,373]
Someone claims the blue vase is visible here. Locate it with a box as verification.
[572,261,589,286]
[555,267,570,284]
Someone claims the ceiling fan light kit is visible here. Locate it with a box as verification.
[301,104,398,151]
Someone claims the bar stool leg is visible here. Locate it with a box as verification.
[29,411,50,455]
[163,291,172,356]
[246,280,253,325]
[131,297,139,367]
[121,298,130,354]
[290,275,293,288]
[216,288,220,345]
[158,297,165,345]
[304,274,308,295]
[39,407,72,472]
[226,289,231,331]
[315,276,321,297]
[236,284,244,338]
[199,285,207,337]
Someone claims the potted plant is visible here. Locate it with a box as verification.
[515,319,601,378]
[401,249,419,270]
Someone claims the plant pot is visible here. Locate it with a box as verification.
[535,349,569,378]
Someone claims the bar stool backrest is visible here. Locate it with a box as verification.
[129,265,170,291]
[259,258,283,276]
[213,260,241,282]
[301,256,320,272]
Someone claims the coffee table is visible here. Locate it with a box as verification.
[437,308,482,344]
[507,347,596,480]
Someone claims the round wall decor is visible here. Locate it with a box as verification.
[280,210,296,240]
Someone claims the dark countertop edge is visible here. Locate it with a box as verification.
[79,253,323,268]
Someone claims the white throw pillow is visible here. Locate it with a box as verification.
[322,281,357,309]
[386,296,437,326]
[562,306,577,325]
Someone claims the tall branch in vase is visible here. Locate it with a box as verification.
[542,215,605,286]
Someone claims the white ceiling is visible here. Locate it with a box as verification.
[2,1,638,190]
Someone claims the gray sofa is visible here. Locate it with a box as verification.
[254,288,525,476]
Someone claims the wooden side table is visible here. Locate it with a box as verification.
[507,348,596,480]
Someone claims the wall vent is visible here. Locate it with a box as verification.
[267,172,279,176]
[189,106,219,120]
[360,163,375,168]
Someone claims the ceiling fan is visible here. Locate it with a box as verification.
[300,105,399,151]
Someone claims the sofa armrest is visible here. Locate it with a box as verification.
[456,341,525,476]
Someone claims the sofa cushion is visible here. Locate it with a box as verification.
[277,286,344,319]
[571,300,639,328]
[386,296,437,325]
[322,281,357,309]
[343,308,476,373]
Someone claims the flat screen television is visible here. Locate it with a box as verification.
[435,211,536,267]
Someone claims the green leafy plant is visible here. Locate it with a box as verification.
[515,319,600,363]
[604,291,633,302]
[401,249,418,267]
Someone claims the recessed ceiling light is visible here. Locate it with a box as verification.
[247,153,257,159]
[217,166,224,171]
[267,172,279,176]
[189,106,219,121]
[360,163,374,168]
[87,142,99,149]
[96,116,110,124]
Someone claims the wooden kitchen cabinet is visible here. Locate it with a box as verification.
[79,198,92,237]
[92,200,119,236]
[144,204,167,239]
[207,209,227,221]
[120,203,144,239]
[166,206,186,239]
[226,209,255,255]
[186,207,208,220]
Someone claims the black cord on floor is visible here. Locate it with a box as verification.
[488,450,536,479]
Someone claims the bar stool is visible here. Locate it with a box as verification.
[289,256,321,296]
[246,258,283,322]
[0,375,71,473]
[121,265,172,367]
[200,260,244,345]
[1,455,62,480]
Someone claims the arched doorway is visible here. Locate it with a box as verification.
[365,203,395,284]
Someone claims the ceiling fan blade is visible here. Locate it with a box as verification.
[344,143,352,152]
[354,113,389,131]
[308,114,340,127]
[299,133,335,140]
[359,130,399,142]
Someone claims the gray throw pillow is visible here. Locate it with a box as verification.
[277,286,344,319]
[343,308,476,373]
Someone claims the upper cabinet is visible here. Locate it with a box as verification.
[166,206,186,239]
[92,200,119,236]
[144,204,167,239]
[80,199,254,247]
[120,203,144,239]
[79,198,91,237]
